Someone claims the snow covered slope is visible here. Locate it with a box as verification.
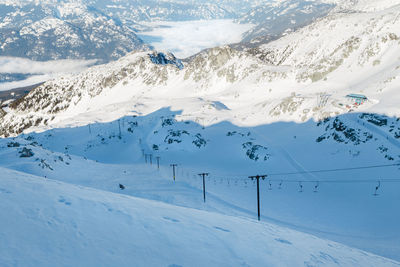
[1,168,399,267]
[1,0,400,263]
[1,110,400,261]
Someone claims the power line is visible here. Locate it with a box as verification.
[170,164,178,181]
[249,175,267,221]
[207,176,400,184]
[206,174,400,184]
[165,163,400,223]
[268,163,400,176]
[209,163,400,178]
[171,163,400,191]
[268,179,400,184]
[198,173,209,203]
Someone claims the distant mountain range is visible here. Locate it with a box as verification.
[0,0,339,63]
[0,0,148,62]
[0,0,258,62]
[236,0,334,46]
[1,0,399,139]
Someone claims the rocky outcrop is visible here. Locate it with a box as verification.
[149,52,184,70]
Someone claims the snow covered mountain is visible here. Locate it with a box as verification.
[2,0,400,137]
[0,0,340,63]
[1,0,400,263]
[0,0,331,89]
[0,0,268,62]
[0,0,148,62]
[237,0,335,45]
[90,0,237,24]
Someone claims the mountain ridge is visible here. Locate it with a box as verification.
[1,0,400,136]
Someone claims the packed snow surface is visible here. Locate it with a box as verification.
[0,111,399,263]
[1,168,399,267]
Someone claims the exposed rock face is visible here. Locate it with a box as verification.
[149,52,184,70]
[19,147,34,158]
[183,46,261,85]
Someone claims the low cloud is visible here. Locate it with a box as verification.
[0,57,97,91]
[0,74,50,91]
[0,57,97,74]
[138,19,254,58]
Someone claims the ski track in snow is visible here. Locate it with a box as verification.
[252,127,318,181]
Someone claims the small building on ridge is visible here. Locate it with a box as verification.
[346,94,368,105]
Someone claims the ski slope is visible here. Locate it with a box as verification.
[0,113,399,262]
[1,168,399,267]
